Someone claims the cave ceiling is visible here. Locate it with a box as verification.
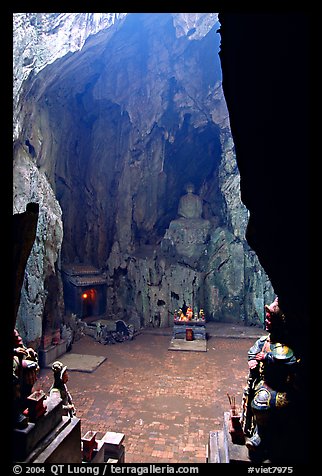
[20,13,226,265]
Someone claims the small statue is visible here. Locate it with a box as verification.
[95,322,103,341]
[240,297,299,462]
[177,309,184,320]
[49,361,76,417]
[13,328,40,428]
[199,309,205,321]
[186,306,193,320]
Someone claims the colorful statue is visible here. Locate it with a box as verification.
[186,306,193,320]
[13,328,40,428]
[50,361,76,417]
[199,309,205,321]
[241,297,299,462]
[178,309,184,320]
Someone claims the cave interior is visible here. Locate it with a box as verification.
[12,12,310,463]
[14,13,280,343]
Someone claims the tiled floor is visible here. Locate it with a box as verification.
[36,323,263,463]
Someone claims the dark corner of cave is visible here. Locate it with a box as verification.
[12,12,309,465]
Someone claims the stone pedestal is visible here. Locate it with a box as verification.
[13,394,82,463]
[101,431,125,463]
[13,395,63,461]
[31,417,82,463]
[89,440,105,463]
[162,218,211,259]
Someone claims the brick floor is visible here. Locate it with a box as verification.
[35,324,263,463]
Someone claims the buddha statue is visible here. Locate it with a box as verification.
[178,183,203,219]
[161,182,211,259]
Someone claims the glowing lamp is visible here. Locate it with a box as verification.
[82,293,88,299]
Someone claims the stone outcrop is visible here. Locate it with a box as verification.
[162,217,211,259]
[13,13,127,139]
[13,13,275,345]
[13,141,64,348]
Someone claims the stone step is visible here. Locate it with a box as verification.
[18,416,82,463]
[13,396,63,461]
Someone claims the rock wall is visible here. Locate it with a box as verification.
[13,13,127,139]
[13,141,63,347]
[13,13,126,347]
[13,13,274,344]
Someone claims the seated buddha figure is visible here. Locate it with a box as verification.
[161,182,211,259]
[178,183,203,219]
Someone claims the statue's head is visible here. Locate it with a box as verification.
[13,328,23,347]
[185,182,195,194]
[264,297,286,333]
[52,361,67,380]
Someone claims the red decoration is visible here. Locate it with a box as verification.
[82,430,98,462]
[26,390,47,421]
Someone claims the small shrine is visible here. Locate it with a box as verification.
[62,264,107,319]
[169,306,207,352]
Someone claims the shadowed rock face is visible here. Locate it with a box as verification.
[218,12,309,356]
[13,202,39,330]
[219,13,310,462]
[13,13,276,344]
